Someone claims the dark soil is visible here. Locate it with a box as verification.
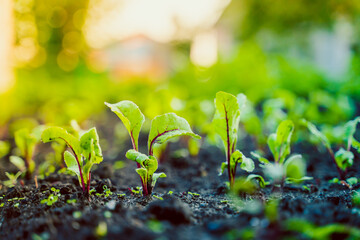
[1,134,360,240]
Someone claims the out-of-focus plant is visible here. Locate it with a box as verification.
[302,117,360,180]
[9,127,44,179]
[106,101,201,195]
[252,120,311,185]
[286,218,360,239]
[0,141,10,159]
[212,91,255,188]
[2,172,22,188]
[41,126,103,195]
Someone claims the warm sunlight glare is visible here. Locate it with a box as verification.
[0,0,14,93]
[84,0,230,48]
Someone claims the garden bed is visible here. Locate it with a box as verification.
[1,139,360,240]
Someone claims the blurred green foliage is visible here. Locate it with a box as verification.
[1,0,360,139]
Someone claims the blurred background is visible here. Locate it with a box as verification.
[1,0,360,138]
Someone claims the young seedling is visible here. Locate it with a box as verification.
[252,120,311,185]
[40,187,61,206]
[9,127,43,179]
[41,126,103,195]
[2,172,22,188]
[212,91,254,188]
[302,117,360,180]
[105,100,201,195]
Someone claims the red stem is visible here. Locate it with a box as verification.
[223,104,234,188]
[60,137,86,193]
[87,172,91,194]
[130,134,147,195]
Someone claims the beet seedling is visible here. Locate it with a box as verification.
[41,126,103,195]
[252,120,311,185]
[302,117,360,179]
[9,127,43,179]
[105,101,200,195]
[212,91,254,188]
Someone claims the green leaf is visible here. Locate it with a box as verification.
[267,133,277,161]
[301,119,331,149]
[353,138,360,153]
[80,127,102,163]
[268,120,294,164]
[241,156,255,172]
[143,156,158,175]
[251,151,270,165]
[212,91,241,156]
[219,162,228,175]
[41,127,81,157]
[334,148,354,171]
[286,176,313,184]
[152,172,166,188]
[230,150,254,172]
[230,150,242,170]
[3,172,22,187]
[14,128,37,159]
[105,101,145,150]
[64,151,82,184]
[246,174,268,188]
[284,154,306,181]
[148,113,200,155]
[344,116,360,147]
[9,156,26,172]
[346,177,358,186]
[126,149,149,165]
[135,168,147,184]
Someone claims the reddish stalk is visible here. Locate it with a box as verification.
[130,134,147,195]
[223,104,234,188]
[60,137,87,193]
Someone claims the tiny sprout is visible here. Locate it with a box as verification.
[252,120,311,185]
[41,192,60,206]
[153,195,163,200]
[346,177,358,186]
[128,187,141,195]
[10,127,43,179]
[96,186,113,198]
[188,192,200,198]
[302,186,310,192]
[66,199,77,204]
[117,193,126,198]
[302,117,360,179]
[3,172,22,188]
